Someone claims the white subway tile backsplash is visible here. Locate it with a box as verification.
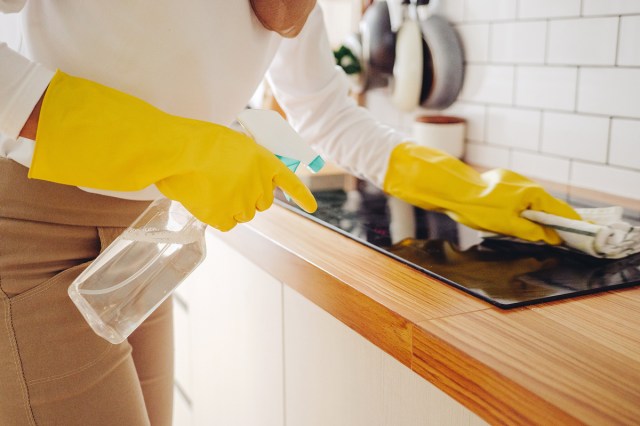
[571,161,640,199]
[459,64,514,104]
[547,18,618,66]
[618,16,640,66]
[464,142,510,168]
[582,0,640,16]
[490,21,546,64]
[463,0,516,22]
[487,107,541,149]
[456,24,490,62]
[610,119,640,169]
[443,102,486,141]
[436,0,465,23]
[518,0,581,19]
[578,68,640,118]
[318,1,357,48]
[511,150,571,184]
[541,112,609,162]
[515,66,577,111]
[402,108,425,134]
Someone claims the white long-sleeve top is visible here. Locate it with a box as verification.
[0,0,406,199]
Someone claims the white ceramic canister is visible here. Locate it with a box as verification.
[412,115,466,159]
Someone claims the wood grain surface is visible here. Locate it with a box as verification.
[412,320,582,426]
[218,205,640,426]
[416,298,640,425]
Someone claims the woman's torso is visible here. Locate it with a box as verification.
[17,0,282,124]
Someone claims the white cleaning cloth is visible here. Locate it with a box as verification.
[521,206,640,259]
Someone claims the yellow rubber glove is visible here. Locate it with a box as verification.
[383,143,581,244]
[29,71,317,231]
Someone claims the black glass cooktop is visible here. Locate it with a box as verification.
[275,181,640,309]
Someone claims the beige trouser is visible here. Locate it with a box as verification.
[0,158,174,426]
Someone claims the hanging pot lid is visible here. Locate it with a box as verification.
[419,14,464,109]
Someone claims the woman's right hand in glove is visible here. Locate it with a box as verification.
[27,71,316,230]
[383,142,581,244]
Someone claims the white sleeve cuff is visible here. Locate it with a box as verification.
[0,43,55,140]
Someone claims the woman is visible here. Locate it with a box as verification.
[0,1,578,424]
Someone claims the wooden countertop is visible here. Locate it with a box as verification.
[218,204,640,426]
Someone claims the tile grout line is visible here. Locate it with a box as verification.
[605,117,613,166]
[614,15,622,66]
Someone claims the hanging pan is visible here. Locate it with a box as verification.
[418,12,464,109]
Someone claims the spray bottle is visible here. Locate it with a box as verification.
[68,109,324,344]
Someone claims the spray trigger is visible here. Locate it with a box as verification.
[276,155,301,173]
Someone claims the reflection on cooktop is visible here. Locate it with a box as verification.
[275,182,640,309]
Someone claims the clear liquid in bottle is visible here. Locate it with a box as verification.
[68,198,206,344]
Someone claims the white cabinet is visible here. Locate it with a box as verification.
[283,285,385,426]
[182,230,285,426]
[172,387,192,426]
[174,231,487,426]
[283,286,487,426]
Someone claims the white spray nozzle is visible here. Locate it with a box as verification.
[237,109,324,173]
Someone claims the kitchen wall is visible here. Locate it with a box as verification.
[361,0,640,200]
